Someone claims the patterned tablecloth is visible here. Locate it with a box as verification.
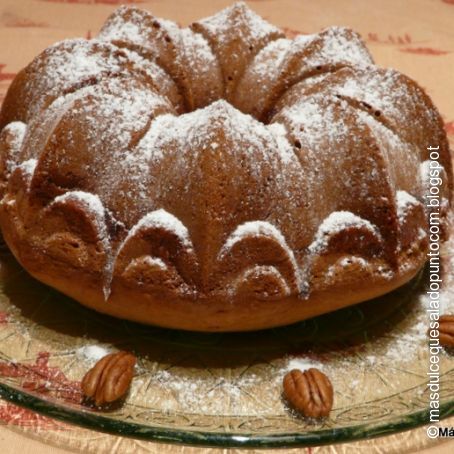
[0,0,453,452]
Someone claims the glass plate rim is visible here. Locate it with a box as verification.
[0,381,452,448]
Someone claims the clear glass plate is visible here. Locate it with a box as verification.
[0,242,453,448]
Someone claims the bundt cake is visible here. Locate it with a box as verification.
[0,3,451,331]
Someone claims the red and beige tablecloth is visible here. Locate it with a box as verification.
[0,0,454,452]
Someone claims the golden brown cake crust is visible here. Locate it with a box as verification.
[0,2,451,331]
[0,207,426,332]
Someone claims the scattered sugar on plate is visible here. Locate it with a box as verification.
[284,357,324,373]
[76,345,110,362]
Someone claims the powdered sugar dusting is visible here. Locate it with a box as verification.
[22,39,132,120]
[356,109,421,197]
[238,37,290,94]
[309,211,380,253]
[138,99,299,171]
[52,191,107,240]
[126,209,192,248]
[125,256,167,274]
[73,80,170,152]
[178,27,222,105]
[180,28,216,67]
[47,39,119,82]
[2,122,26,174]
[142,256,166,269]
[220,220,303,291]
[335,68,407,119]
[2,122,27,174]
[146,368,270,415]
[285,357,324,372]
[99,5,180,54]
[317,26,372,66]
[222,221,285,251]
[17,158,37,176]
[338,256,369,268]
[98,6,150,46]
[276,95,350,147]
[4,121,26,140]
[50,191,114,299]
[235,265,291,296]
[45,77,176,216]
[323,256,371,284]
[266,123,295,164]
[76,345,110,363]
[396,190,420,221]
[197,2,280,43]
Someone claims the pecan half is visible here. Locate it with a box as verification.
[283,368,333,418]
[81,351,136,406]
[439,315,454,347]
